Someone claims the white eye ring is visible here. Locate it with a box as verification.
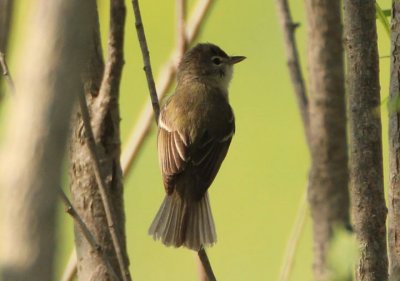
[212,56,222,65]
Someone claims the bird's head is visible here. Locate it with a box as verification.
[177,43,245,90]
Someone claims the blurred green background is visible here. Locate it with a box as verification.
[0,0,393,280]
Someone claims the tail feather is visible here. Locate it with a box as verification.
[149,192,216,251]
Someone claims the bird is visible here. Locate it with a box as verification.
[148,43,245,251]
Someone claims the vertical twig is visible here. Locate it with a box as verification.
[198,248,216,281]
[59,190,120,281]
[274,0,309,143]
[387,1,400,280]
[78,90,132,281]
[274,2,310,279]
[131,0,160,122]
[91,0,126,138]
[0,51,15,95]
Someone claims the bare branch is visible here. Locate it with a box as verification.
[0,51,15,95]
[186,0,213,43]
[92,0,126,139]
[198,248,216,281]
[59,190,120,281]
[60,191,101,253]
[389,3,400,279]
[344,0,388,280]
[60,250,77,281]
[78,90,132,281]
[274,0,309,144]
[176,0,187,66]
[196,255,207,281]
[131,0,160,122]
[121,0,215,176]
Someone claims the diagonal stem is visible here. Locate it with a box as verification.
[59,190,120,281]
[78,90,132,281]
[131,0,160,123]
[198,248,217,281]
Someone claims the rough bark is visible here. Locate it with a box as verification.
[344,1,388,280]
[389,1,400,280]
[0,0,93,280]
[303,1,350,280]
[0,0,13,99]
[69,0,129,280]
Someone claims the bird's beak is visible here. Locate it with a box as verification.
[229,56,246,64]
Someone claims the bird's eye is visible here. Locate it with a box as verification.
[212,57,221,65]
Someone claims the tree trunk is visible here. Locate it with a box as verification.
[304,1,350,280]
[344,1,388,280]
[0,0,93,280]
[69,0,129,280]
[388,1,400,280]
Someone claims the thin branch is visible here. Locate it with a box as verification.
[131,0,160,123]
[176,0,187,66]
[198,248,217,281]
[0,51,15,96]
[121,0,215,176]
[274,0,309,144]
[60,190,101,253]
[278,191,308,281]
[60,249,77,281]
[78,90,132,281]
[92,0,126,139]
[59,190,120,281]
[196,254,207,281]
[185,0,213,42]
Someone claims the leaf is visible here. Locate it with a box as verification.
[376,2,391,38]
[383,9,391,17]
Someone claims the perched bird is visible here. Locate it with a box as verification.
[149,43,245,251]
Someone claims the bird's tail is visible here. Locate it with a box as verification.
[148,192,217,251]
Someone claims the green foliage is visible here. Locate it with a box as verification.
[383,9,392,17]
[376,2,391,38]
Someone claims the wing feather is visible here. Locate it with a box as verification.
[158,112,188,194]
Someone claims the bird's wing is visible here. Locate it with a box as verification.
[157,110,189,194]
[190,116,235,198]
